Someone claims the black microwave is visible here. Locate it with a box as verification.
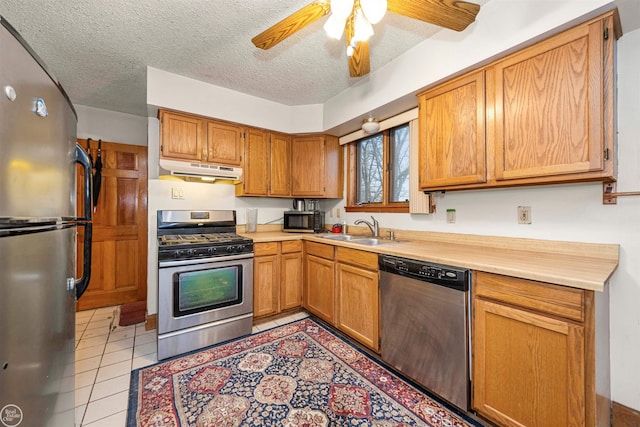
[283,210,325,233]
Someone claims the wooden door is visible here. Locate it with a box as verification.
[159,110,204,161]
[418,70,486,190]
[291,136,326,197]
[205,120,243,166]
[242,128,269,196]
[336,263,379,351]
[473,297,586,427]
[253,242,279,318]
[269,132,291,197]
[77,140,148,311]
[491,17,605,181]
[280,240,303,311]
[304,254,335,324]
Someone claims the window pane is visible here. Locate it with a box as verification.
[357,134,383,204]
[390,124,410,202]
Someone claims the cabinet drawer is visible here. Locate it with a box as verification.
[281,240,302,254]
[305,241,334,260]
[474,271,585,322]
[336,247,378,270]
[254,242,279,256]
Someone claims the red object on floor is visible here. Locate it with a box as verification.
[119,301,146,326]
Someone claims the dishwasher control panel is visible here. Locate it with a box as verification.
[379,255,469,291]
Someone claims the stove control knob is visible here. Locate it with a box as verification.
[175,250,185,258]
[187,249,197,256]
[226,246,234,253]
[236,245,245,253]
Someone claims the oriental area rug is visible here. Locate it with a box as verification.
[127,318,479,427]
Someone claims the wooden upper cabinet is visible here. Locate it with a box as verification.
[490,14,612,182]
[418,70,486,190]
[291,135,343,198]
[205,120,243,166]
[270,132,292,197]
[241,128,269,196]
[417,11,617,192]
[159,109,243,168]
[159,110,204,161]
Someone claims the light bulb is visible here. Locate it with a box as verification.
[330,0,354,19]
[361,0,387,24]
[352,8,374,42]
[324,14,346,39]
[347,44,355,57]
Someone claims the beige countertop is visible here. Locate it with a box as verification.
[239,229,619,292]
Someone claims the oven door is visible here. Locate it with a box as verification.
[158,253,253,335]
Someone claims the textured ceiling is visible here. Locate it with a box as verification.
[1,1,638,118]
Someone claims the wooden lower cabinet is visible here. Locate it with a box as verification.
[335,247,379,352]
[303,242,336,324]
[253,241,302,319]
[472,271,606,427]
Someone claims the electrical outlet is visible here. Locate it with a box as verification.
[518,206,531,224]
[171,187,184,199]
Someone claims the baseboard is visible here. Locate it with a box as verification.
[613,401,640,427]
[145,314,157,331]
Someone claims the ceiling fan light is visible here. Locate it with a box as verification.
[353,9,374,42]
[346,44,355,57]
[324,14,346,39]
[330,0,354,19]
[360,0,387,24]
[362,117,380,134]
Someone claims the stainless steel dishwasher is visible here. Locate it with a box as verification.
[379,255,471,411]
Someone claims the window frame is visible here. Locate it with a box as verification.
[346,124,410,213]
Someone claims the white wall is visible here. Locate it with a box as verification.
[68,0,637,412]
[76,105,147,146]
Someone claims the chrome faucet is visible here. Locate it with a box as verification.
[354,216,380,237]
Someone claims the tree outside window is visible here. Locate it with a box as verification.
[347,123,410,212]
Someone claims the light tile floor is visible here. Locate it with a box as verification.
[74,306,308,426]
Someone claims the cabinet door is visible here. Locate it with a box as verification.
[418,70,486,189]
[292,136,326,196]
[280,251,302,311]
[160,111,204,161]
[270,132,292,197]
[304,254,335,324]
[336,263,379,351]
[473,297,586,427]
[242,128,269,195]
[491,18,606,181]
[205,120,243,166]
[253,254,279,318]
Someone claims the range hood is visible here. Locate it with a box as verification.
[159,159,242,181]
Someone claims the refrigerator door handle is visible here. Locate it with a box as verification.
[75,143,93,299]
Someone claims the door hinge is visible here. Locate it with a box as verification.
[604,148,610,161]
[160,144,163,153]
[604,27,609,40]
[378,336,382,349]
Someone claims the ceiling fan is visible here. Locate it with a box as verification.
[252,0,481,78]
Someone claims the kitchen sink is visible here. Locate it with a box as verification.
[350,237,400,246]
[320,234,357,241]
[320,234,400,245]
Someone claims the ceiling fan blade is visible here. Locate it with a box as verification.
[252,1,330,50]
[388,0,480,32]
[345,18,370,77]
[348,42,371,77]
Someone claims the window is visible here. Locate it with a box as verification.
[347,123,410,212]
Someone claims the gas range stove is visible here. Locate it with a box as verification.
[157,210,253,262]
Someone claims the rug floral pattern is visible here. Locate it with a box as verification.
[128,319,476,427]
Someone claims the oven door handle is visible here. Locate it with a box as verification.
[159,252,254,268]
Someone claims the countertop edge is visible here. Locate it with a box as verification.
[240,231,619,292]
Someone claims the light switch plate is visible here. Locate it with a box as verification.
[171,187,184,199]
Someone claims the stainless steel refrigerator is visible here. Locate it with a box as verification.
[0,17,93,427]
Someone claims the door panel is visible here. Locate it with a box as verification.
[76,140,147,311]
